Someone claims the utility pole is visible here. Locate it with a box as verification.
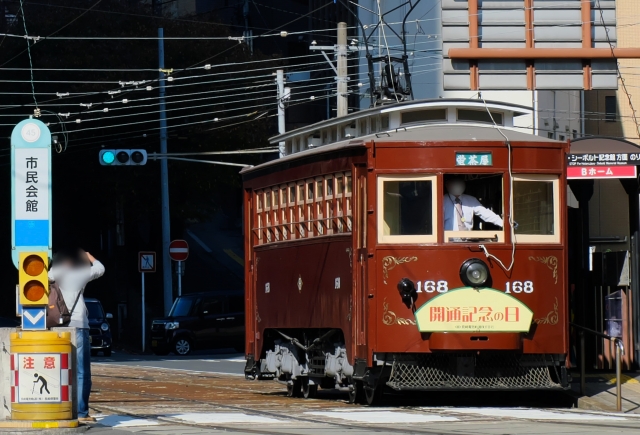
[337,22,348,117]
[276,69,285,158]
[309,22,355,118]
[158,28,173,315]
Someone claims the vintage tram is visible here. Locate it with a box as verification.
[242,99,569,404]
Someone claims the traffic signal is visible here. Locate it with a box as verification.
[99,149,147,166]
[19,252,49,306]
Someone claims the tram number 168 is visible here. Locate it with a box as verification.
[505,281,534,294]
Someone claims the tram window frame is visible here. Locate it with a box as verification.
[512,174,560,244]
[345,172,353,232]
[443,174,505,244]
[297,181,306,238]
[377,175,438,244]
[256,190,263,212]
[315,177,324,235]
[280,185,288,240]
[288,183,296,239]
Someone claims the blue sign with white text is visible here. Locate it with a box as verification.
[11,119,52,269]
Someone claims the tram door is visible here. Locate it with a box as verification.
[353,166,368,358]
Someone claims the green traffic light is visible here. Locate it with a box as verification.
[102,151,115,165]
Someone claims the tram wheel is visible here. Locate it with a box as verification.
[348,381,364,404]
[286,379,302,398]
[364,385,383,406]
[302,378,318,399]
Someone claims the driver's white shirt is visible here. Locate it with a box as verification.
[443,193,504,231]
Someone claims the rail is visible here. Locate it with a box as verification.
[571,323,625,412]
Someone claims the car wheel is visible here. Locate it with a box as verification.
[103,348,112,357]
[173,337,192,355]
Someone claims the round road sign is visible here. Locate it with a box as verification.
[169,239,189,261]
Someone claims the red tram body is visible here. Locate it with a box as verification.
[242,99,569,403]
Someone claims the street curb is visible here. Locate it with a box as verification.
[0,426,88,434]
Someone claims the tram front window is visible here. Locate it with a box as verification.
[513,175,560,243]
[444,174,504,243]
[378,176,437,244]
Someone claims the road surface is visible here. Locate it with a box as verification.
[84,355,640,435]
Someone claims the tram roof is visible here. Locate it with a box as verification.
[241,123,563,176]
[268,98,533,145]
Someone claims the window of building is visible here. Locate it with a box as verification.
[605,96,617,122]
[443,174,504,243]
[513,175,560,243]
[547,132,554,139]
[378,175,437,244]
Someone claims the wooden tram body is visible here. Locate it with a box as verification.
[242,99,569,403]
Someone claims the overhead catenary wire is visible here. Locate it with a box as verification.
[17,0,37,109]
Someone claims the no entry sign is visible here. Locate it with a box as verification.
[169,239,189,261]
[567,165,637,179]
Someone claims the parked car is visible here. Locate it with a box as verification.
[151,291,244,356]
[0,316,19,328]
[85,298,113,357]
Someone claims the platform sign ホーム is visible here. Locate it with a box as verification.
[11,119,52,268]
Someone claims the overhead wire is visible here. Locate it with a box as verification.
[17,0,37,109]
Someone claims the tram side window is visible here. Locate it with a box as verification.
[513,175,559,243]
[379,176,436,243]
[443,174,504,243]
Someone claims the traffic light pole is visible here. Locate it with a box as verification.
[159,28,173,316]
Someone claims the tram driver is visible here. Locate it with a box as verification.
[444,176,503,231]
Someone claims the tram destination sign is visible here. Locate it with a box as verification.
[567,153,640,166]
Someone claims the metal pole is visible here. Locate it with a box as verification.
[616,340,622,412]
[159,28,173,315]
[177,261,182,297]
[141,272,146,353]
[276,69,285,157]
[337,22,348,117]
[580,331,586,396]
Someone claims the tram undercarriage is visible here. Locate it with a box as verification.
[244,328,569,405]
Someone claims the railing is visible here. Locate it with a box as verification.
[571,323,625,412]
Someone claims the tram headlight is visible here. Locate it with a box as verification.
[460,259,489,287]
[397,277,417,307]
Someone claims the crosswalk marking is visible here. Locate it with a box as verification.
[305,411,459,423]
[436,407,628,421]
[167,412,283,424]
[97,415,160,427]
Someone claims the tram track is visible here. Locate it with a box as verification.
[90,365,640,433]
[93,385,459,435]
[93,383,640,434]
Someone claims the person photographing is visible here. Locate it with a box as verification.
[48,249,105,423]
[443,176,503,231]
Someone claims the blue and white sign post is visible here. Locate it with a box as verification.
[11,119,52,269]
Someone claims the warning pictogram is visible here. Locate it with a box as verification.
[13,353,67,403]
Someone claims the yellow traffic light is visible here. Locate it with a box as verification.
[19,252,49,306]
